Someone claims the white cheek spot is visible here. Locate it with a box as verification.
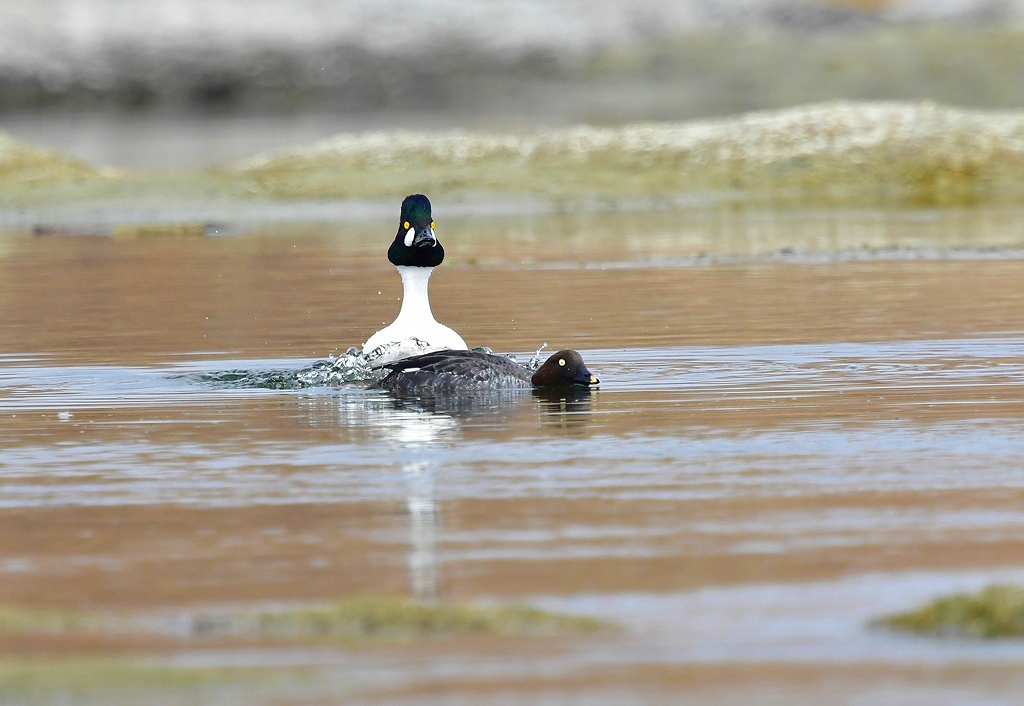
[404,228,415,247]
[429,227,437,245]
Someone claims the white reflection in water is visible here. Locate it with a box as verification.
[404,460,440,600]
[3,419,1024,508]
[313,391,458,600]
[4,340,1024,564]
[284,388,459,600]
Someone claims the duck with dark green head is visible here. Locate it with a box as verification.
[363,195,467,364]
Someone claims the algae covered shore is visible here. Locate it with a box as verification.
[4,101,1024,212]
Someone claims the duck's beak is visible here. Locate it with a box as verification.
[411,224,437,248]
[573,365,600,387]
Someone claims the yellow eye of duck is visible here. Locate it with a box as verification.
[403,221,410,229]
[558,358,566,366]
[431,221,436,228]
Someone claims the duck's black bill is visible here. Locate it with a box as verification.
[572,366,600,386]
[411,226,437,248]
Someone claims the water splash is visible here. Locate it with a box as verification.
[192,345,548,390]
[528,342,549,371]
[197,348,381,390]
[470,345,546,371]
[296,347,379,387]
[193,368,309,390]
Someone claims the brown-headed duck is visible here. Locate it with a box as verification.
[372,349,600,395]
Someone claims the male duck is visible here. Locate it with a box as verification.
[363,194,467,364]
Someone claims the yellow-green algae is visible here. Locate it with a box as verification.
[0,597,611,643]
[0,132,102,185]
[7,101,1024,208]
[875,585,1024,638]
[0,599,609,703]
[231,102,1024,207]
[0,659,303,693]
[0,659,334,706]
[0,130,125,206]
[228,597,609,641]
[0,605,101,635]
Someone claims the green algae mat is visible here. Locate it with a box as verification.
[876,585,1024,638]
[5,101,1024,209]
[0,597,610,644]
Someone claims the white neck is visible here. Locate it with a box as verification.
[363,264,467,360]
[395,266,436,324]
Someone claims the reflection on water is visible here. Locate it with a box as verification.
[391,386,598,600]
[4,213,1024,704]
[404,460,440,601]
[5,210,1024,367]
[384,400,453,603]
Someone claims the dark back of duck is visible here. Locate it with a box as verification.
[373,350,533,395]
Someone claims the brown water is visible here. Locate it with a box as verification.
[3,209,1024,704]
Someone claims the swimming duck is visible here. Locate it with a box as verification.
[372,348,600,395]
[362,195,467,364]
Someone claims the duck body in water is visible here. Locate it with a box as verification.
[363,194,467,364]
[372,349,599,395]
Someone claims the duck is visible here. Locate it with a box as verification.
[372,348,600,395]
[362,195,467,364]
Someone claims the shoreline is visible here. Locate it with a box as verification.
[4,102,1024,210]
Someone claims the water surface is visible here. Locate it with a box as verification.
[2,211,1024,704]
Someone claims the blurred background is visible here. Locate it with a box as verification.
[0,0,1022,170]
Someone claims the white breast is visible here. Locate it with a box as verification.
[363,266,467,364]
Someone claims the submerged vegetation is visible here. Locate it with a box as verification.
[0,605,101,635]
[200,597,609,641]
[4,101,1024,209]
[0,659,297,696]
[0,659,336,706]
[875,585,1024,638]
[0,596,610,644]
[0,599,609,700]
